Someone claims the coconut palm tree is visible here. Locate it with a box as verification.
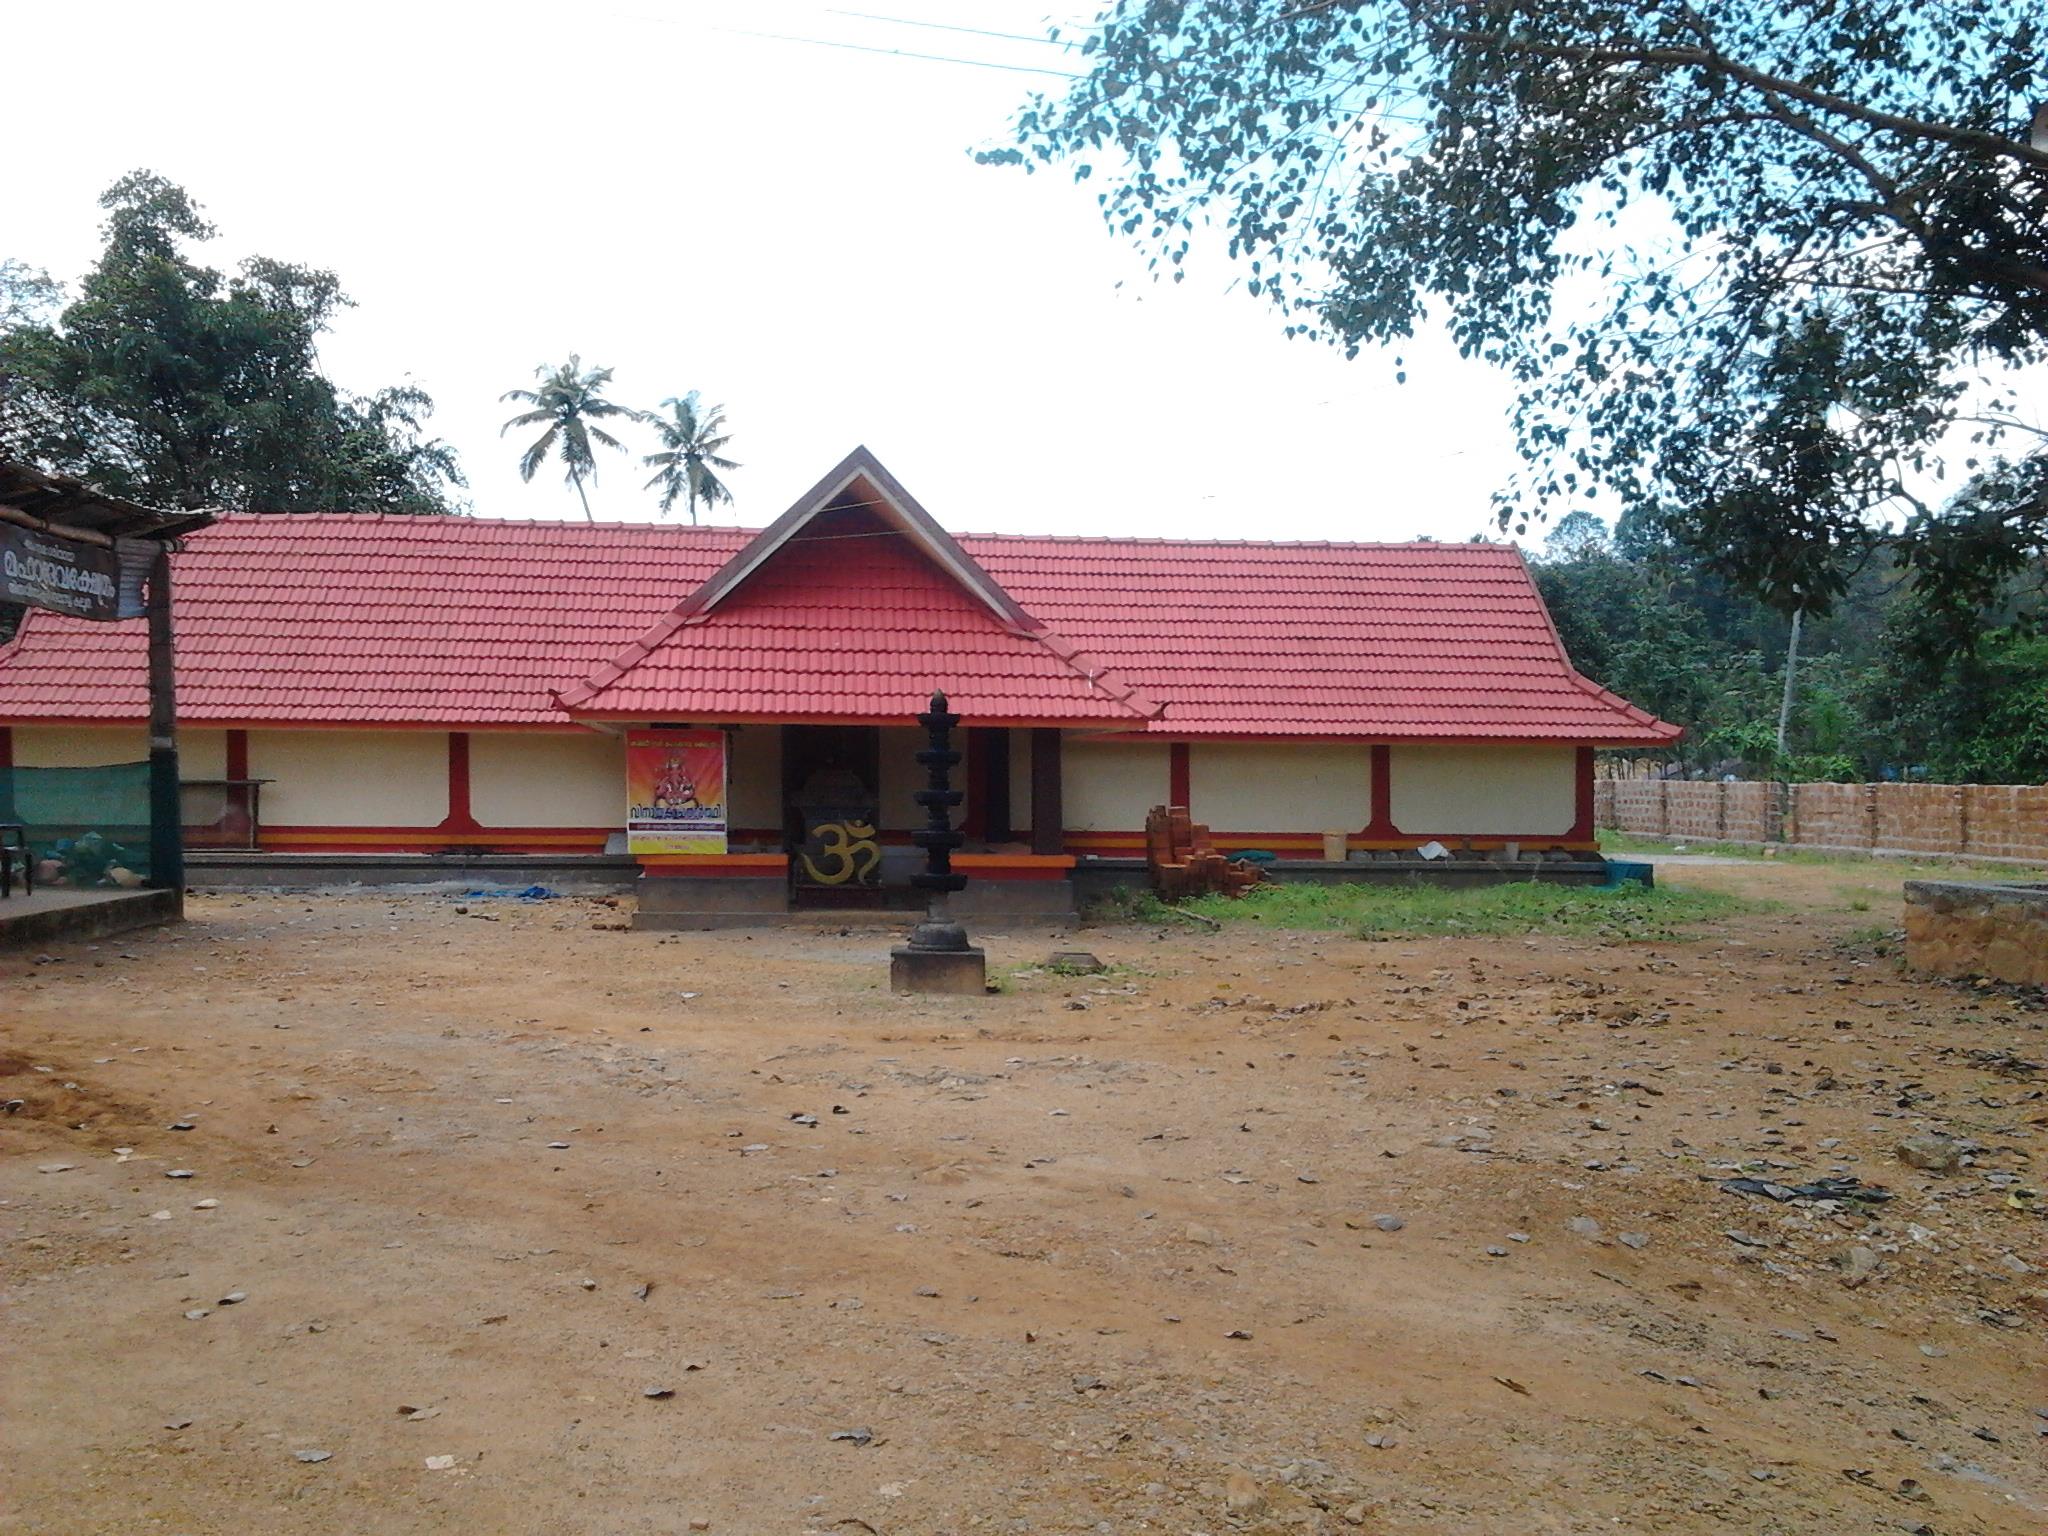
[499,356,633,520]
[640,392,738,523]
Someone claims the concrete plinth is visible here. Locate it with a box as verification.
[889,944,987,995]
[0,886,182,948]
[631,872,790,931]
[953,879,1077,923]
[1904,879,2048,986]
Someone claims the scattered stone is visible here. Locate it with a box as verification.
[183,1309,210,1321]
[1896,1134,1964,1173]
[1507,1231,1531,1244]
[294,1449,332,1464]
[1485,1245,1509,1257]
[546,1142,571,1150]
[1839,1246,1881,1288]
[1618,1232,1650,1250]
[829,1427,874,1446]
[1372,1214,1405,1232]
[1566,1216,1602,1239]
[165,1169,195,1179]
[149,1209,172,1221]
[1223,1471,1266,1516]
[424,1454,458,1471]
[643,1386,675,1399]
[218,1291,247,1305]
[1225,1328,1254,1340]
[579,1278,597,1292]
[36,1163,76,1174]
[193,1198,219,1210]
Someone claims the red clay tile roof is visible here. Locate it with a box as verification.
[0,499,1679,743]
[562,509,1158,724]
[965,535,1677,741]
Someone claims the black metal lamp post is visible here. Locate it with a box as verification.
[890,690,986,993]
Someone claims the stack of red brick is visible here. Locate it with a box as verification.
[1145,805,1264,901]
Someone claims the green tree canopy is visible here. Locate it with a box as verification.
[0,172,464,513]
[991,2,2048,621]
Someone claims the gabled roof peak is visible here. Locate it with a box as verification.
[551,447,1164,724]
[675,445,1033,632]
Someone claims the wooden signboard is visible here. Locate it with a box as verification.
[0,524,154,620]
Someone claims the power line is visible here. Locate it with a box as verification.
[826,9,1083,50]
[710,22,1081,78]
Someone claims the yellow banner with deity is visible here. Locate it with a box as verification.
[625,730,728,855]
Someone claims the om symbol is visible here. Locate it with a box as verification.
[800,820,881,886]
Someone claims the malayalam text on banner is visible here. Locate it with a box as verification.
[625,730,728,855]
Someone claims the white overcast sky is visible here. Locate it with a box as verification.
[5,0,1535,543]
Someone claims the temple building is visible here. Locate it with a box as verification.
[0,447,1679,922]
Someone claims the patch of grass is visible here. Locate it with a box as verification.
[1094,878,1755,941]
[1835,923,1902,958]
[1599,831,2041,882]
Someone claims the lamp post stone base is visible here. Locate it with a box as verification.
[890,943,987,995]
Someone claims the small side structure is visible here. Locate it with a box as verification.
[0,461,209,945]
[1904,879,2048,987]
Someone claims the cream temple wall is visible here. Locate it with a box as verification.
[1387,744,1577,836]
[1188,742,1373,833]
[11,725,228,779]
[1062,739,1173,832]
[469,731,624,828]
[248,730,451,829]
[4,723,1590,848]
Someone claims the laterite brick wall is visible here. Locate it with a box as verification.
[1598,778,2048,865]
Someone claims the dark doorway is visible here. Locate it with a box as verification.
[782,725,890,905]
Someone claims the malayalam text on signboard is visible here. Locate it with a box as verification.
[625,729,728,856]
[0,526,154,621]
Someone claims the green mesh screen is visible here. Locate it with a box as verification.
[1,762,153,884]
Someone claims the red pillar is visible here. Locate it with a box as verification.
[964,728,988,841]
[1168,741,1190,809]
[223,729,253,846]
[1030,728,1063,856]
[1570,745,1596,841]
[1365,744,1395,838]
[446,731,480,833]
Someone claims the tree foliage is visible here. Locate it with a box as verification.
[499,356,638,522]
[991,2,2048,618]
[640,392,739,524]
[0,172,464,513]
[1532,512,2048,782]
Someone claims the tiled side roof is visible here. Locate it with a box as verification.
[958,536,1676,740]
[0,515,750,726]
[0,512,1680,743]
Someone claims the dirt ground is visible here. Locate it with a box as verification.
[3,855,2043,1536]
